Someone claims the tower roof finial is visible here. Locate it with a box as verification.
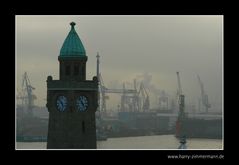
[70,22,76,29]
[59,22,86,57]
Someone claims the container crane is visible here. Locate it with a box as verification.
[197,74,211,113]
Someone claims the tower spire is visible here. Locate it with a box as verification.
[59,21,86,57]
[70,22,76,29]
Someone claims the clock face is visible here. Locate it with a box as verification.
[76,96,88,111]
[56,95,67,112]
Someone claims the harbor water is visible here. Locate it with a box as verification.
[16,135,223,149]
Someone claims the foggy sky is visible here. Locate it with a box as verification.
[16,15,223,111]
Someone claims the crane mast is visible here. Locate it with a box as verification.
[175,71,186,139]
[96,52,100,111]
[96,54,149,113]
[197,74,210,113]
[99,73,107,113]
[176,72,185,113]
[139,82,150,111]
[176,72,182,96]
[96,52,100,79]
[20,72,36,116]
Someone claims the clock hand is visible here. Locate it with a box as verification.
[81,99,87,107]
[60,100,64,108]
[59,100,62,107]
[79,99,85,110]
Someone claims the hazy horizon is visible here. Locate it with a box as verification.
[16,15,223,112]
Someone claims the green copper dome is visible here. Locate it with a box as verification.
[60,22,86,57]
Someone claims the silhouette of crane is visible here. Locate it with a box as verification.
[17,72,37,116]
[197,74,211,113]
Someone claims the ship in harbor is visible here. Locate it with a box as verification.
[16,69,222,142]
[96,109,222,139]
[96,70,222,139]
[174,72,222,139]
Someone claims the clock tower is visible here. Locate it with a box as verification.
[46,22,98,149]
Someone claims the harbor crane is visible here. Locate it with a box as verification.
[197,74,211,113]
[98,73,110,113]
[99,74,138,112]
[176,71,186,139]
[176,72,185,113]
[17,72,37,116]
[98,73,149,112]
[96,54,149,113]
[138,82,150,111]
[176,72,183,99]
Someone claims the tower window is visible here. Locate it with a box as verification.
[74,65,79,75]
[65,65,70,76]
[82,121,85,133]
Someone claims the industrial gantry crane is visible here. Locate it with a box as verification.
[96,54,149,113]
[98,73,149,113]
[197,74,211,113]
[99,74,138,112]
